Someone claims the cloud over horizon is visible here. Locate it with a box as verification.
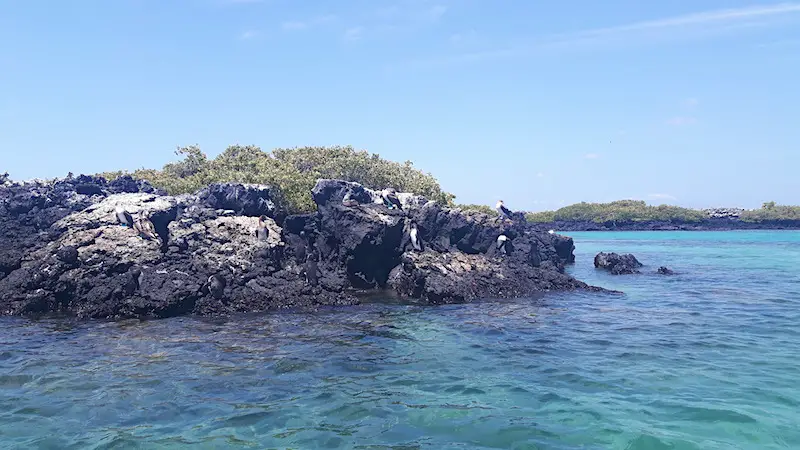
[407,2,800,68]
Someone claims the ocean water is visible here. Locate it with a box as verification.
[2,231,800,449]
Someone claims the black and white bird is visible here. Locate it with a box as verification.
[409,221,423,252]
[115,206,134,227]
[255,215,270,241]
[496,234,509,255]
[495,200,512,219]
[382,188,403,210]
[304,250,320,287]
[206,274,226,299]
[124,267,144,296]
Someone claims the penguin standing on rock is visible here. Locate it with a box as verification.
[304,250,320,287]
[125,267,144,296]
[115,206,134,227]
[495,200,513,220]
[409,221,423,252]
[382,188,403,210]
[496,234,509,255]
[206,274,226,299]
[255,215,270,241]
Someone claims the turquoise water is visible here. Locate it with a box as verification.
[2,231,800,449]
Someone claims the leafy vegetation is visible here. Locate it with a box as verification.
[456,204,496,215]
[99,145,455,213]
[525,200,707,223]
[740,202,800,222]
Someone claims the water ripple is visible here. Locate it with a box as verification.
[1,231,800,448]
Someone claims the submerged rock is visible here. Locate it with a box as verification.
[657,266,675,275]
[594,252,643,275]
[0,175,603,319]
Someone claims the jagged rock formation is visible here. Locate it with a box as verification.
[594,252,644,275]
[0,175,603,320]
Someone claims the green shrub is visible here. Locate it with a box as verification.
[740,202,800,222]
[525,210,555,223]
[99,145,455,214]
[456,204,495,215]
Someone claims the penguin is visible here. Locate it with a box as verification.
[115,206,134,227]
[304,250,320,287]
[496,234,509,255]
[495,200,512,219]
[207,274,226,299]
[124,267,144,296]
[342,189,359,207]
[381,188,403,210]
[255,215,270,241]
[134,213,159,241]
[409,221,423,252]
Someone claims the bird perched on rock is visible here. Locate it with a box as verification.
[206,274,226,299]
[255,215,270,241]
[409,221,423,252]
[496,234,509,255]
[495,200,512,220]
[304,250,320,287]
[382,188,403,210]
[133,213,159,241]
[125,267,144,296]
[115,206,134,227]
[342,189,359,207]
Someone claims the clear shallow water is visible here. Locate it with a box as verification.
[2,231,800,449]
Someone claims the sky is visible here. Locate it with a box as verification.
[1,0,799,211]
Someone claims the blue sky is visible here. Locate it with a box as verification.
[1,0,799,210]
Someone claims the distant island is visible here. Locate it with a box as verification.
[520,200,800,231]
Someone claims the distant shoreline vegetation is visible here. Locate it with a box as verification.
[521,200,800,224]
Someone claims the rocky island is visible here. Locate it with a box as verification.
[0,175,601,320]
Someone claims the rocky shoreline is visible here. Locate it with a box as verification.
[0,175,605,320]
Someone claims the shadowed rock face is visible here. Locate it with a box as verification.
[594,252,644,275]
[0,176,600,320]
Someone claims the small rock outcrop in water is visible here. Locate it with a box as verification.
[657,266,675,275]
[0,176,604,319]
[594,252,643,275]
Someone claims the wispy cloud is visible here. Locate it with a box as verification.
[358,1,449,38]
[536,172,545,178]
[425,5,448,21]
[684,97,699,107]
[650,193,677,201]
[584,153,600,160]
[282,15,337,31]
[755,37,800,47]
[238,30,260,40]
[666,116,697,126]
[407,3,800,68]
[343,27,364,41]
[450,29,479,46]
